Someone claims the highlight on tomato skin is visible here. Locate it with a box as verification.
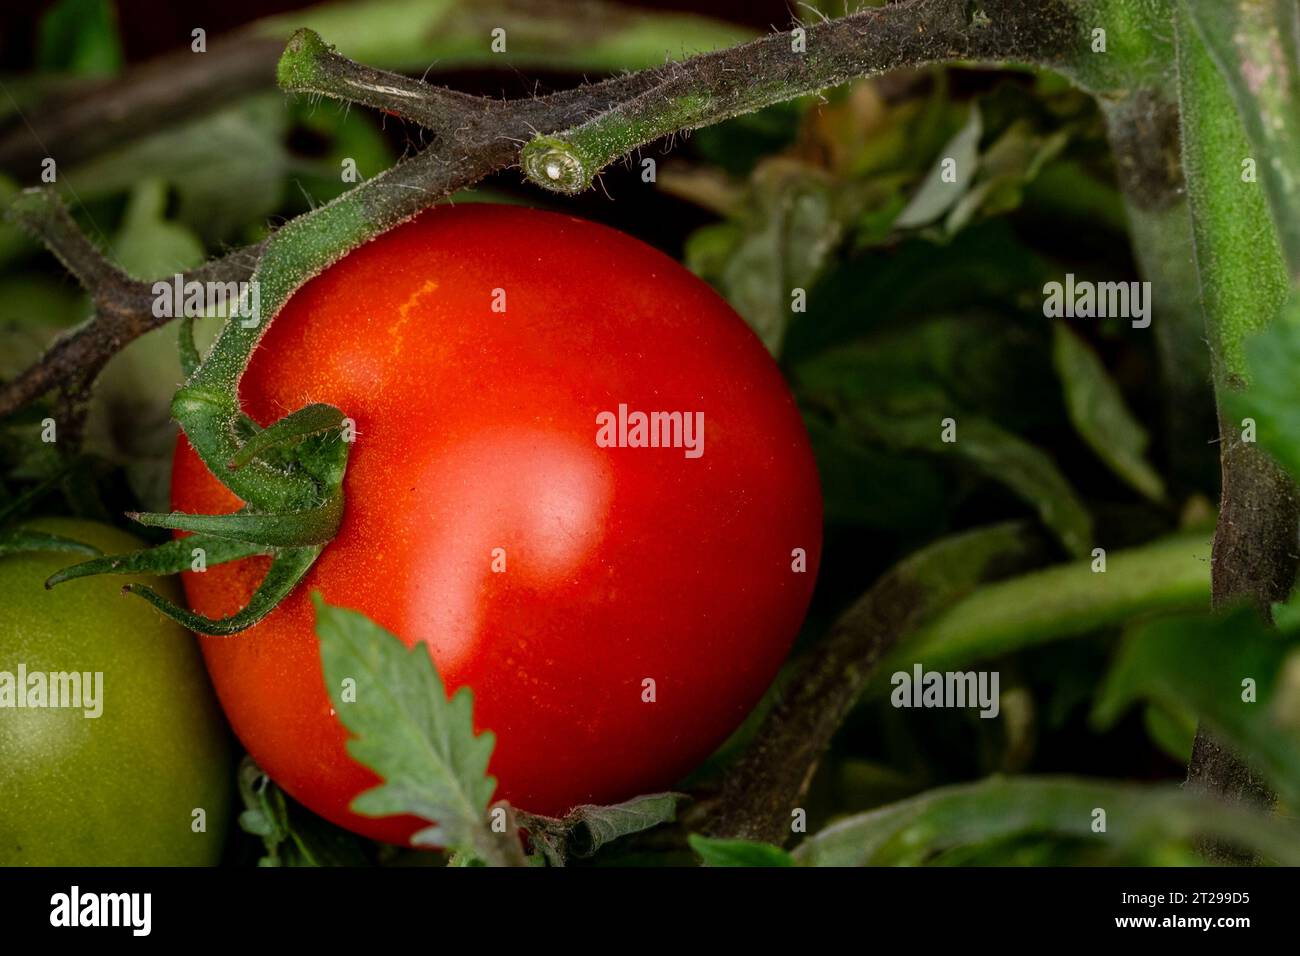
[170,204,824,846]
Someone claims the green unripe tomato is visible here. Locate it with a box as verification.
[0,518,232,865]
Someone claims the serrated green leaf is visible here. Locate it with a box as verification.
[312,595,503,861]
[793,776,1300,866]
[1093,608,1300,808]
[1052,321,1165,501]
[688,834,794,867]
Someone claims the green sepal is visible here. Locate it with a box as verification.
[46,534,267,588]
[128,497,343,548]
[179,315,201,379]
[228,403,347,469]
[124,546,322,636]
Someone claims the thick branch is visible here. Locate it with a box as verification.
[521,0,1082,193]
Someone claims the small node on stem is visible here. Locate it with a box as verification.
[276,28,333,93]
[521,136,593,195]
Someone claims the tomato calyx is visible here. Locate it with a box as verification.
[48,315,352,635]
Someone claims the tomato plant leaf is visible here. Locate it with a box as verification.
[894,104,981,229]
[793,776,1300,866]
[66,96,290,244]
[517,792,685,866]
[685,160,851,355]
[236,756,369,867]
[871,530,1210,686]
[312,595,507,862]
[1093,607,1300,808]
[820,399,1092,558]
[688,834,794,867]
[1052,322,1165,502]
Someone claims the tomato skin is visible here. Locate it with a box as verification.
[0,519,232,865]
[172,204,822,846]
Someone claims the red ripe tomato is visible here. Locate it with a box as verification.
[172,204,822,845]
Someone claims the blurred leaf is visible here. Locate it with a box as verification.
[691,101,804,177]
[287,101,395,209]
[0,176,36,266]
[784,221,1054,361]
[0,527,98,558]
[944,122,1068,234]
[831,759,926,809]
[805,416,945,532]
[0,275,86,331]
[1024,159,1128,234]
[894,104,981,229]
[928,833,1202,866]
[794,776,1300,866]
[64,96,289,243]
[110,179,205,279]
[872,531,1211,684]
[37,0,122,77]
[255,0,753,74]
[686,159,854,354]
[1052,322,1165,501]
[688,834,794,867]
[798,312,1059,430]
[1143,701,1196,764]
[886,414,1092,557]
[800,343,1092,556]
[1094,607,1300,808]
